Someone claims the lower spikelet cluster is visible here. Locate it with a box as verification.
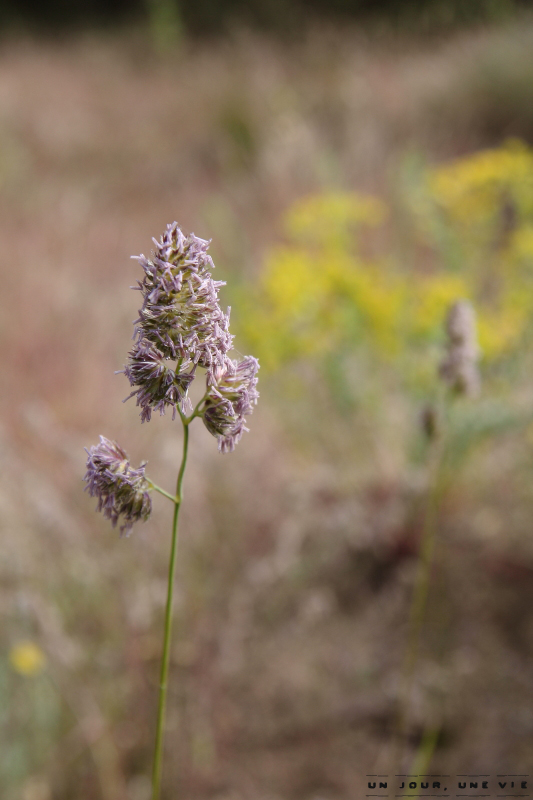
[84,437,152,535]
[123,340,196,422]
[203,356,260,453]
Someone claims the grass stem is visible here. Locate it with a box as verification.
[151,421,190,800]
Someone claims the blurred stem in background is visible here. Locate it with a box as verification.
[408,725,442,798]
[145,0,183,53]
[9,627,129,800]
[393,299,481,772]
[393,399,448,773]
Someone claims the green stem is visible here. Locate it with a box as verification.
[151,421,190,800]
[392,433,445,772]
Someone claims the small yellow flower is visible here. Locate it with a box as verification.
[9,641,46,677]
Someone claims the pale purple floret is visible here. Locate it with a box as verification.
[123,223,233,421]
[84,436,152,535]
[202,355,260,453]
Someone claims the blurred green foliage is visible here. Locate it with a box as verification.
[0,0,528,36]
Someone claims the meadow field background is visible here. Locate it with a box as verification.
[2,6,533,798]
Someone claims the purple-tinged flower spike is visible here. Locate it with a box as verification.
[439,300,481,397]
[123,339,195,422]
[84,436,152,536]
[202,355,259,453]
[133,222,233,372]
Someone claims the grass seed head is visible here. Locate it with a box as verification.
[84,436,152,535]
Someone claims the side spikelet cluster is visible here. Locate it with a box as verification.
[84,437,152,536]
[203,356,260,453]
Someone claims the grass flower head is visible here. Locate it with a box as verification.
[123,223,233,421]
[84,436,152,535]
[439,299,480,396]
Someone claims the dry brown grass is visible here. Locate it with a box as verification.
[2,19,533,800]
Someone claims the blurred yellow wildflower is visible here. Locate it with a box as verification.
[9,641,46,677]
[238,190,397,371]
[284,190,386,248]
[422,140,533,355]
[239,142,533,382]
[429,140,533,232]
[410,274,471,338]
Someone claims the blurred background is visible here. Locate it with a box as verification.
[2,1,533,798]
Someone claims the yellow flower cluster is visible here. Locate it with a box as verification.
[422,140,533,357]
[428,140,533,235]
[240,141,533,374]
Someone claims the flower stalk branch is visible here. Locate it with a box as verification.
[148,483,179,504]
